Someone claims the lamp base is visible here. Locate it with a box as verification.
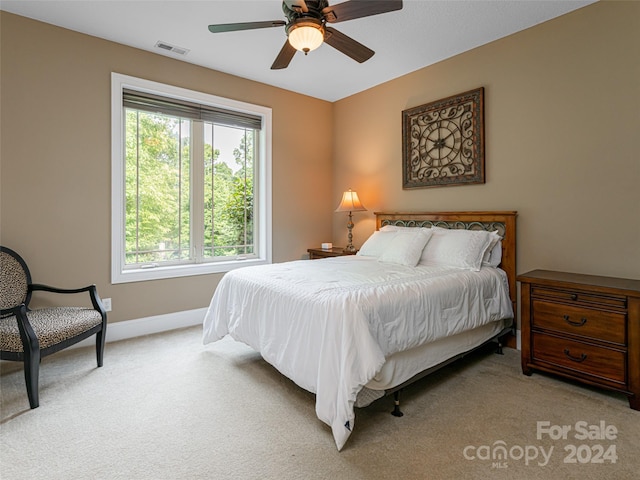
[344,244,357,253]
[344,212,357,254]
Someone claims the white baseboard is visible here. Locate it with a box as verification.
[71,307,206,349]
[9,308,522,353]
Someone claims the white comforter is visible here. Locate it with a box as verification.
[202,256,513,450]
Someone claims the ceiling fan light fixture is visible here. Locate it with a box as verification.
[288,23,324,54]
[208,0,403,69]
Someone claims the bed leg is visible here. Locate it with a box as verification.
[496,340,504,355]
[391,391,404,417]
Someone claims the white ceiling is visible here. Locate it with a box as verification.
[1,0,595,102]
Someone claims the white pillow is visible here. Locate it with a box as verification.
[419,227,495,271]
[380,225,430,233]
[357,230,398,258]
[378,229,433,267]
[482,234,503,267]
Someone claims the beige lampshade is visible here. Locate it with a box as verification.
[335,189,367,212]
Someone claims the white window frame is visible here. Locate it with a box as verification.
[111,73,272,284]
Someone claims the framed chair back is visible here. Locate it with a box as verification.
[0,246,33,312]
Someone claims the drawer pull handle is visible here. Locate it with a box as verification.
[564,349,587,363]
[570,294,578,301]
[563,315,587,327]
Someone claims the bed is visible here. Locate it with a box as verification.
[203,211,517,450]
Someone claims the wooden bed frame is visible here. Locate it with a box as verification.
[373,211,518,415]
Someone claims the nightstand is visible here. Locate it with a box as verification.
[307,247,357,259]
[518,269,640,410]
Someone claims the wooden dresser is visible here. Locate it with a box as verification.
[518,270,640,410]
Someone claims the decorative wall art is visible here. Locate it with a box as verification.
[402,87,484,189]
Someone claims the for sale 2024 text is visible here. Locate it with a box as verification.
[537,420,618,465]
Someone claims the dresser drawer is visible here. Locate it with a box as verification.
[532,300,626,345]
[531,286,627,309]
[532,333,626,385]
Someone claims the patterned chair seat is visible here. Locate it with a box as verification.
[0,307,103,353]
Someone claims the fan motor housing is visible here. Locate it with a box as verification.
[282,0,329,22]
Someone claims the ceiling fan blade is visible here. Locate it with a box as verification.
[324,27,374,63]
[208,21,286,34]
[323,0,403,23]
[284,0,308,13]
[271,40,297,70]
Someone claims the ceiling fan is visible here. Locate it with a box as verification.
[207,0,403,70]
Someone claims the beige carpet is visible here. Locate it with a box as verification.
[1,326,638,479]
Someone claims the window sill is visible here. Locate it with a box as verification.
[111,257,269,284]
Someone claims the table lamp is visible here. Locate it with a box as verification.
[335,189,367,253]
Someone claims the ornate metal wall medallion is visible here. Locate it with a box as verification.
[402,87,484,188]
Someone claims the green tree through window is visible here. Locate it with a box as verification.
[125,111,256,266]
[204,124,255,258]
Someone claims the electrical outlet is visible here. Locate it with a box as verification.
[103,298,112,312]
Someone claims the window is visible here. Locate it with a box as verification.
[111,73,272,283]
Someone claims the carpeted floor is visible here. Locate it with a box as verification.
[1,326,638,479]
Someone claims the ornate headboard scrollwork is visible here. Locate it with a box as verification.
[380,219,507,238]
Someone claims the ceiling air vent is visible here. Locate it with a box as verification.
[154,41,190,56]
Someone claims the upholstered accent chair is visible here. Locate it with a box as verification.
[0,246,107,408]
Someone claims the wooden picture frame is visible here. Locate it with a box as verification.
[402,87,484,189]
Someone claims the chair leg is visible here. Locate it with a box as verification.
[23,349,41,409]
[96,330,105,367]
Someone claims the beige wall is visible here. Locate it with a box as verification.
[2,1,639,327]
[332,0,639,282]
[0,12,333,322]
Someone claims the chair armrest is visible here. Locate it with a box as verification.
[28,284,107,318]
[30,283,95,295]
